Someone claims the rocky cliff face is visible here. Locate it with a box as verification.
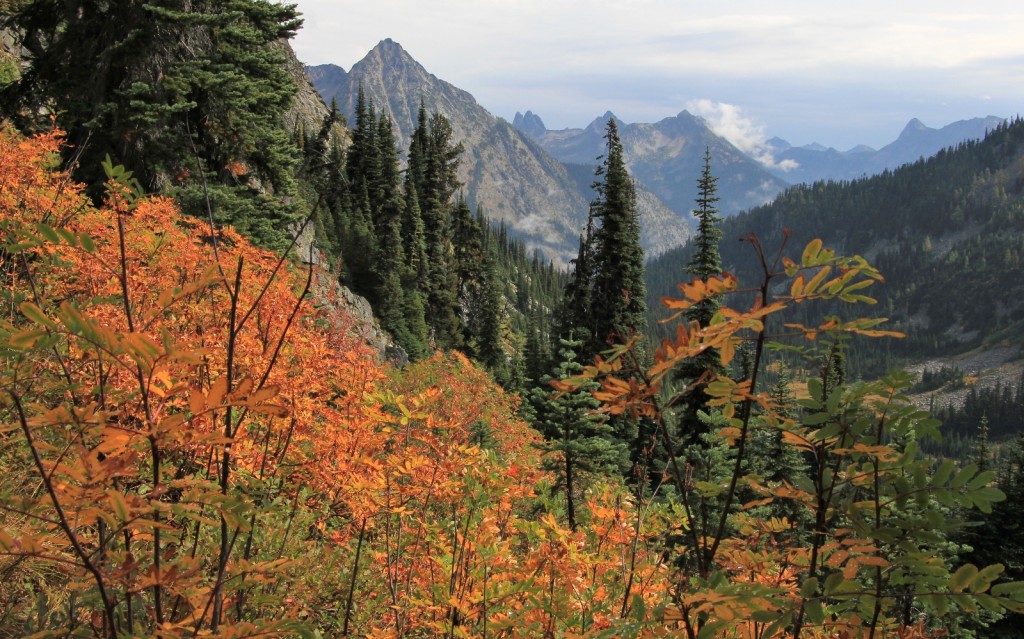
[275,39,333,137]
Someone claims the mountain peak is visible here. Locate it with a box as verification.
[585,111,618,132]
[374,38,402,52]
[898,118,932,139]
[363,38,420,68]
[512,111,547,138]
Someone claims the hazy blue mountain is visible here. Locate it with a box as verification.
[306,39,690,261]
[767,116,1006,184]
[516,110,791,218]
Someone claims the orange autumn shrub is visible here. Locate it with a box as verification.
[0,127,678,638]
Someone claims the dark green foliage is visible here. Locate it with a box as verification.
[588,118,647,355]
[743,364,811,531]
[960,432,1024,637]
[934,373,1024,441]
[2,0,304,249]
[405,106,464,350]
[686,148,724,322]
[299,99,347,258]
[556,221,594,346]
[913,365,965,393]
[550,118,647,475]
[675,149,725,447]
[529,338,628,529]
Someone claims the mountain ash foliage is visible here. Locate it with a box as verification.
[5,127,1024,638]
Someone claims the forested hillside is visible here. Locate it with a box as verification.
[648,118,1024,374]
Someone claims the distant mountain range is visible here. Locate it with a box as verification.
[766,116,1006,184]
[513,109,790,218]
[306,40,691,262]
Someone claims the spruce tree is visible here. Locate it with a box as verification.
[475,248,508,377]
[557,220,595,347]
[744,364,811,532]
[675,148,725,446]
[372,112,416,354]
[686,147,724,323]
[587,118,647,356]
[530,338,628,530]
[406,108,464,350]
[553,118,646,475]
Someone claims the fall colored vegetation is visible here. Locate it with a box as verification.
[3,127,1024,638]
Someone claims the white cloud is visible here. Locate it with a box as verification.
[685,99,797,172]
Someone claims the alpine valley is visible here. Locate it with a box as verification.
[3,8,1024,637]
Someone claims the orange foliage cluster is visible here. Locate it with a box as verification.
[0,127,673,638]
[3,127,1018,639]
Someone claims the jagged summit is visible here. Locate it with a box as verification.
[512,111,546,138]
[363,38,424,71]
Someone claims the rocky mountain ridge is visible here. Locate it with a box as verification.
[766,116,1006,184]
[306,39,691,262]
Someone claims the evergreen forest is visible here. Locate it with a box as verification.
[2,3,1024,638]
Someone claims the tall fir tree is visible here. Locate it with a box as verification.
[587,118,647,357]
[301,99,346,257]
[557,219,595,348]
[555,118,647,474]
[675,148,725,447]
[686,148,724,321]
[406,108,464,350]
[371,112,418,355]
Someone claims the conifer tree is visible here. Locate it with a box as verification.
[530,338,628,530]
[974,414,991,472]
[675,148,725,446]
[302,99,345,256]
[2,0,304,248]
[475,248,508,376]
[406,108,464,349]
[552,118,646,474]
[401,179,428,282]
[588,118,647,356]
[557,220,595,347]
[372,112,416,354]
[744,364,811,532]
[686,147,724,323]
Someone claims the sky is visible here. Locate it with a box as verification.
[289,0,1024,153]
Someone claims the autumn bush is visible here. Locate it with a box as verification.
[2,126,1023,639]
[0,127,670,638]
